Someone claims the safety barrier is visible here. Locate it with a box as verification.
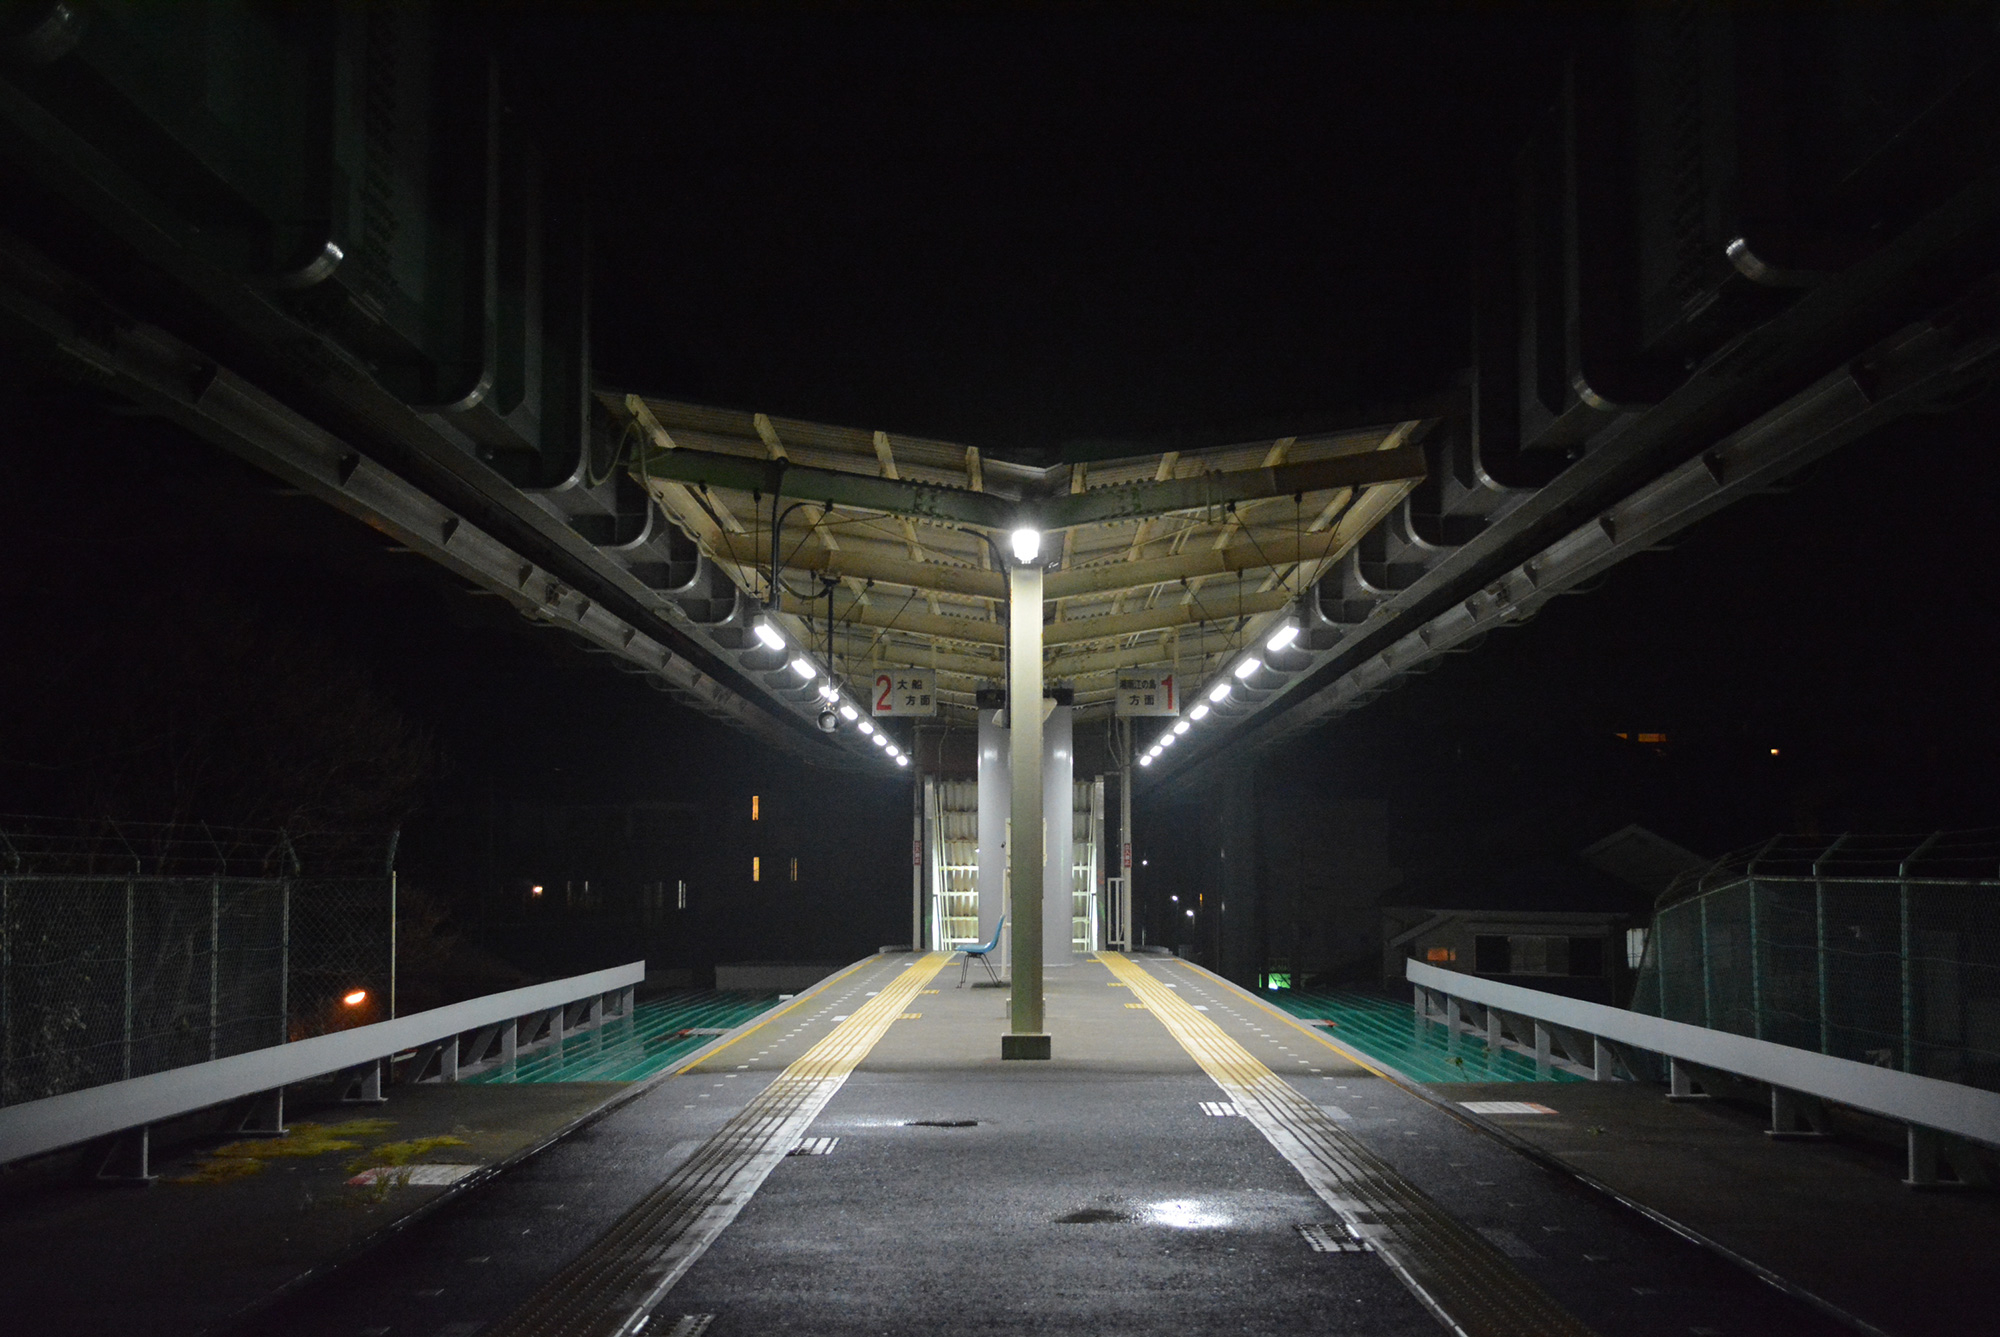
[0,961,643,1181]
[1407,959,2000,1188]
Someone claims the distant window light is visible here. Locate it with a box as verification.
[1638,732,1667,744]
[752,856,761,883]
[1425,946,1456,964]
[677,879,688,910]
[1770,748,1780,757]
[1626,926,1650,970]
[790,856,799,882]
[751,795,760,821]
[530,884,543,897]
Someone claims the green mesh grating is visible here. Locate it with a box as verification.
[1266,987,1582,1084]
[465,990,785,1084]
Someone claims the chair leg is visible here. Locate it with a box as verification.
[980,953,1002,986]
[958,953,969,988]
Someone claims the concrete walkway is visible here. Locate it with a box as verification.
[235,954,1866,1337]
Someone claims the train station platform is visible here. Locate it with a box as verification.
[208,950,1946,1337]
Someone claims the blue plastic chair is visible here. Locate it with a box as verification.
[957,914,1006,988]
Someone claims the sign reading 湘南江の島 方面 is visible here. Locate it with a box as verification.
[873,671,937,716]
[1114,674,1177,717]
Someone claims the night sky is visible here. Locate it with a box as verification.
[3,8,1995,979]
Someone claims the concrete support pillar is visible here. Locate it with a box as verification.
[1005,562,1049,1058]
[976,709,1010,952]
[1041,704,1075,965]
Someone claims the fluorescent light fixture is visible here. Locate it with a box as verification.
[839,703,858,722]
[886,745,901,758]
[790,656,817,680]
[858,719,875,735]
[1190,703,1210,721]
[1139,755,1153,767]
[753,616,785,651]
[1208,681,1232,704]
[1159,732,1177,748]
[1009,527,1041,563]
[896,755,910,767]
[1172,720,1190,735]
[1232,658,1258,680]
[817,679,840,703]
[872,732,889,748]
[1266,622,1300,652]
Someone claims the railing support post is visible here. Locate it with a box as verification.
[1668,1057,1708,1100]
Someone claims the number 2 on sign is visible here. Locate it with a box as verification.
[876,674,893,713]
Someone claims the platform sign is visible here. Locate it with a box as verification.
[873,671,936,716]
[1114,673,1177,717]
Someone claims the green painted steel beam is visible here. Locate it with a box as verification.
[1036,443,1428,529]
[634,446,1013,528]
[631,441,1428,533]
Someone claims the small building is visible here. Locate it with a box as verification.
[1382,908,1634,1004]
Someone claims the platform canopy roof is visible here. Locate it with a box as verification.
[609,392,1431,722]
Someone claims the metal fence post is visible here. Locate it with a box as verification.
[1748,879,1764,1039]
[1813,835,1847,1055]
[209,878,221,1061]
[1742,838,1782,1041]
[279,877,290,1046]
[1899,832,1939,1074]
[123,878,135,1080]
[386,828,400,1021]
[1,875,9,1102]
[1698,894,1713,1029]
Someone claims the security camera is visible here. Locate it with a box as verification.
[817,708,839,733]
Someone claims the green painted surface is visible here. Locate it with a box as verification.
[465,990,784,1084]
[1265,987,1582,1084]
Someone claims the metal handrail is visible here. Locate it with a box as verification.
[1407,959,2000,1186]
[0,960,644,1176]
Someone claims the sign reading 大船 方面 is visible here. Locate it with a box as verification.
[1114,674,1177,717]
[873,671,937,716]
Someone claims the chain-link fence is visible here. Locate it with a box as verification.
[1630,830,2000,1093]
[0,817,395,1107]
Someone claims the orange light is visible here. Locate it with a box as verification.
[343,989,368,1007]
[1425,946,1456,963]
[530,884,543,896]
[1770,748,1780,757]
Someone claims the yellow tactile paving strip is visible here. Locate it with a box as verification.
[1101,952,1599,1337]
[487,952,953,1337]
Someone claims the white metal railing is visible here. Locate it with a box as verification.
[0,960,644,1181]
[1405,960,2000,1187]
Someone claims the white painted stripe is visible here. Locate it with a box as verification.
[346,1163,482,1187]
